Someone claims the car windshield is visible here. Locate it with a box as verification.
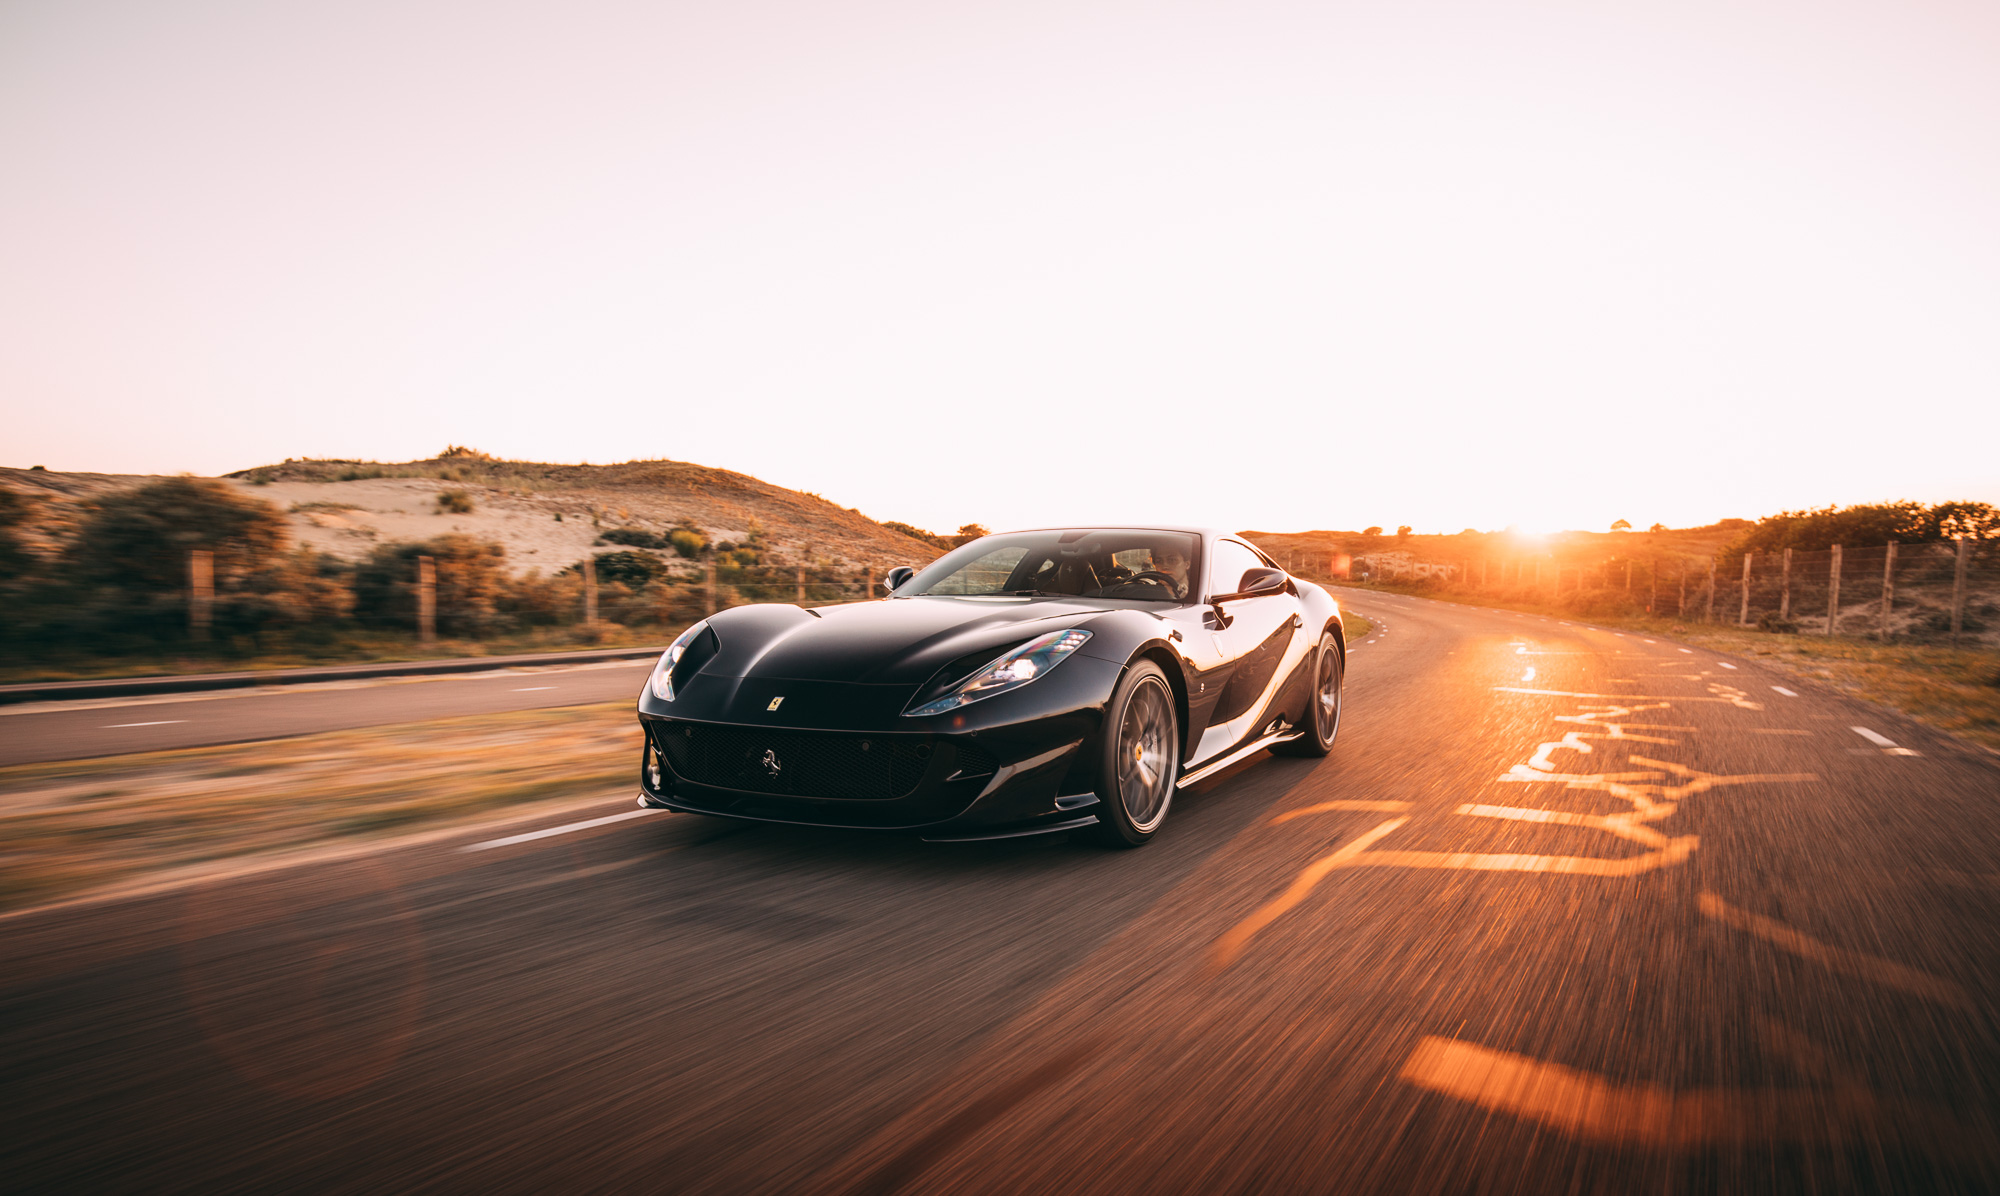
[904,530,1201,602]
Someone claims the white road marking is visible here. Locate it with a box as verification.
[1643,639,1656,644]
[1771,686,1798,697]
[512,686,557,692]
[462,809,658,852]
[1719,662,1737,670]
[1523,667,1536,681]
[104,720,186,728]
[1851,727,1921,756]
[1678,648,1692,654]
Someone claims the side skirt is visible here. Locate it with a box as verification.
[1176,727,1304,789]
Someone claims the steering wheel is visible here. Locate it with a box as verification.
[1125,570,1182,596]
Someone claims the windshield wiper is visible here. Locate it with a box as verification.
[1007,589,1069,597]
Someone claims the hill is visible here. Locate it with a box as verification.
[2,452,948,578]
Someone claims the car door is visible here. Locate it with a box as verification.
[1188,538,1305,764]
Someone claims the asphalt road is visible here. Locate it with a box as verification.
[0,659,656,765]
[5,591,1999,1193]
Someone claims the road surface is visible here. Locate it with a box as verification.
[5,591,1997,1193]
[0,659,656,766]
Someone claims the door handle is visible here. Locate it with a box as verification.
[1290,614,1303,629]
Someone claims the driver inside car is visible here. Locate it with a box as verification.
[1147,544,1191,598]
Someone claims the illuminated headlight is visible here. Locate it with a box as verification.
[649,620,711,702]
[904,629,1092,717]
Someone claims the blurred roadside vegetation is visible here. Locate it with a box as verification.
[0,476,750,683]
[0,700,636,910]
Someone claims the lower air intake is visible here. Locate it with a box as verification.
[655,723,932,800]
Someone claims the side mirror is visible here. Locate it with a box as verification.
[1236,567,1288,596]
[1213,567,1288,605]
[884,565,916,594]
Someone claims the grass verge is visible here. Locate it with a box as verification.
[1333,584,2000,754]
[0,701,639,911]
[0,625,674,686]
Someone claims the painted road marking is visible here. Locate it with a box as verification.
[1719,662,1737,669]
[1851,726,1920,756]
[1270,799,1411,824]
[462,809,658,852]
[1208,818,1407,971]
[1523,667,1536,681]
[1678,648,1693,654]
[1397,1036,1981,1150]
[105,720,186,728]
[1772,686,1798,697]
[512,686,557,691]
[1699,893,1967,1009]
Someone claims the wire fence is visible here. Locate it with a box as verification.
[1268,539,2000,645]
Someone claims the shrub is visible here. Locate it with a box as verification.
[586,550,670,588]
[668,528,706,559]
[61,477,321,642]
[437,490,475,514]
[353,534,512,635]
[602,527,667,549]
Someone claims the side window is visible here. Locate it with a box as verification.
[1208,540,1265,596]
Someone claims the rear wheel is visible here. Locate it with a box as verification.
[1087,661,1180,847]
[1271,631,1342,757]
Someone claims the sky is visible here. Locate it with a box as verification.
[3,0,1997,537]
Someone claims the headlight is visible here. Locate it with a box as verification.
[904,628,1092,717]
[649,620,712,702]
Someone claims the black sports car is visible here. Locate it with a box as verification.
[634,527,1345,846]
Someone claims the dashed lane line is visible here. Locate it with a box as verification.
[104,719,186,728]
[462,809,659,852]
[1772,686,1798,697]
[1851,726,1921,756]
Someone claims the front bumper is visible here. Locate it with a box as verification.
[634,653,1122,836]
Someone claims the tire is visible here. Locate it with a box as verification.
[1270,631,1342,758]
[1087,660,1181,848]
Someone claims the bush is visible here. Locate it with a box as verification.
[353,534,513,635]
[61,477,321,642]
[602,527,667,549]
[668,528,706,558]
[437,490,475,514]
[587,550,670,587]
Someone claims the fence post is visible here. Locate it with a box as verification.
[417,555,436,644]
[1649,559,1657,614]
[1951,537,1970,644]
[1879,542,1896,640]
[705,553,717,616]
[1625,559,1632,591]
[1739,554,1752,625]
[1779,547,1792,621]
[188,549,214,641]
[1826,544,1842,636]
[1705,558,1715,623]
[1678,563,1686,617]
[583,556,598,626]
[796,566,806,604]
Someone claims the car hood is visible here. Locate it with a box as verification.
[700,597,1107,686]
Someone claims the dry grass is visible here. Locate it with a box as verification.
[0,702,640,910]
[1664,628,2000,752]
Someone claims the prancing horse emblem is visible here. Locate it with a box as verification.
[767,696,785,711]
[760,749,782,776]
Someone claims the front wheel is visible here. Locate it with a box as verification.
[1271,631,1342,757]
[1087,661,1180,847]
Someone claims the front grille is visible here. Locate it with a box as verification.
[654,723,932,800]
